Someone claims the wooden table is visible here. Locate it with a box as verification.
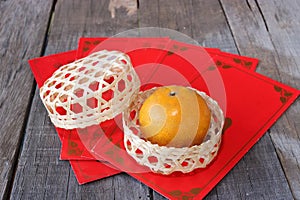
[1,0,299,199]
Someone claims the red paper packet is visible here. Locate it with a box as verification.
[77,37,258,71]
[88,56,299,199]
[29,38,299,198]
[28,51,120,184]
[69,38,299,199]
[59,38,260,161]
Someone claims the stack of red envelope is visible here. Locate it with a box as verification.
[29,37,299,199]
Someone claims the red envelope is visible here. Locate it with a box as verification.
[69,38,299,199]
[88,55,299,199]
[59,38,259,161]
[77,37,258,70]
[29,51,120,184]
[29,38,299,198]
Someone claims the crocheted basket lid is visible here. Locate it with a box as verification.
[40,50,140,129]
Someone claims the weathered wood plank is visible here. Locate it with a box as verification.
[66,172,150,200]
[0,0,55,199]
[8,0,298,199]
[138,0,238,53]
[9,89,70,200]
[139,0,293,199]
[10,0,151,200]
[219,0,300,198]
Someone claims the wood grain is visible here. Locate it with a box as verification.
[0,0,54,199]
[3,0,299,199]
[139,0,293,199]
[9,0,152,200]
[219,0,300,198]
[138,0,238,53]
[9,89,70,199]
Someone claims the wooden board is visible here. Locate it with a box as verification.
[138,0,238,53]
[219,0,300,198]
[0,0,55,199]
[9,89,70,199]
[138,0,293,199]
[4,0,298,199]
[9,0,152,199]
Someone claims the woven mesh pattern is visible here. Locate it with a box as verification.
[40,50,140,129]
[123,87,224,175]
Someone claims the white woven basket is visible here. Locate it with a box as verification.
[40,50,140,129]
[123,87,224,175]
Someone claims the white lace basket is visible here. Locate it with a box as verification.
[40,50,140,129]
[123,87,224,175]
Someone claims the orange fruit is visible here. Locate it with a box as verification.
[139,86,211,148]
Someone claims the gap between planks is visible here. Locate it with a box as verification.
[4,1,58,199]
